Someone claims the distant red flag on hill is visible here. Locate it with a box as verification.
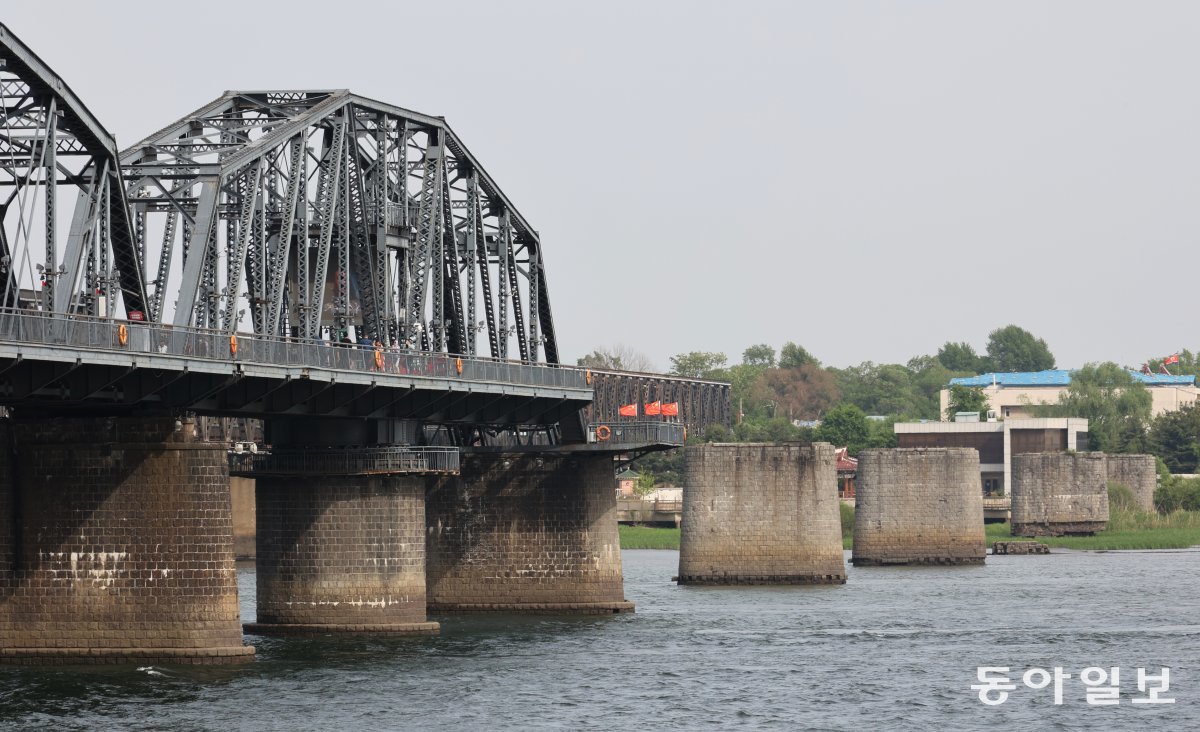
[1164,353,1180,365]
[618,403,638,417]
[661,402,679,416]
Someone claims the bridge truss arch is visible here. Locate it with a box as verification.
[0,23,147,320]
[121,90,559,363]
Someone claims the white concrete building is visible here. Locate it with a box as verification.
[939,370,1197,420]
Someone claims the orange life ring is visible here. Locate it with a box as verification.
[596,425,612,441]
[374,348,384,370]
[117,323,128,346]
[229,334,238,356]
[455,357,463,375]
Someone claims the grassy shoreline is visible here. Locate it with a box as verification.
[618,508,1200,552]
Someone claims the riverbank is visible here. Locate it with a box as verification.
[619,508,1200,551]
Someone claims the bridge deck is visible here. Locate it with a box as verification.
[0,310,590,424]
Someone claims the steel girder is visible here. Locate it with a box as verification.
[0,23,147,319]
[119,90,560,363]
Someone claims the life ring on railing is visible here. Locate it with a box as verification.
[455,357,463,375]
[374,348,384,370]
[229,334,238,356]
[117,323,128,346]
[596,425,612,441]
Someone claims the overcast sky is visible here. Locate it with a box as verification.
[8,1,1199,371]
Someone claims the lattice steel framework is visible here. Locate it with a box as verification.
[121,90,559,363]
[0,23,559,365]
[585,370,733,433]
[0,24,147,320]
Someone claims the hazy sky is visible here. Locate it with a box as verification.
[8,1,1199,371]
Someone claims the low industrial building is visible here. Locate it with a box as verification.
[893,417,1089,498]
[940,370,1197,420]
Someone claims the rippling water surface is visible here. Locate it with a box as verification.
[1,549,1197,730]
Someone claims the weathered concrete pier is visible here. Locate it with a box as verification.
[243,419,440,635]
[0,417,253,665]
[426,453,632,613]
[852,448,985,566]
[1104,454,1157,512]
[1011,452,1109,536]
[677,443,846,585]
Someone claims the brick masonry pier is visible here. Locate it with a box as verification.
[248,474,438,636]
[1104,454,1157,512]
[1011,452,1109,536]
[677,443,846,585]
[425,453,632,614]
[852,448,985,566]
[0,416,253,665]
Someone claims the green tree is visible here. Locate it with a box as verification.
[636,448,685,486]
[1036,362,1152,452]
[814,404,871,454]
[669,351,727,378]
[985,325,1055,373]
[831,362,930,419]
[575,344,656,372]
[751,362,841,422]
[937,341,985,373]
[1155,474,1200,512]
[866,416,898,449]
[733,416,805,442]
[1149,402,1200,473]
[708,363,765,418]
[779,342,819,369]
[945,384,989,421]
[742,344,776,367]
[909,355,968,419]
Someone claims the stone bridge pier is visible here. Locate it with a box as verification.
[677,443,846,585]
[245,419,438,636]
[425,453,633,614]
[0,416,253,665]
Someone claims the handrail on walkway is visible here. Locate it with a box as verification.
[587,421,686,446]
[228,445,460,476]
[0,307,588,391]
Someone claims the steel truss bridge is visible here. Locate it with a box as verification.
[0,23,721,449]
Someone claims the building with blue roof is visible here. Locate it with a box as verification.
[940,369,1198,421]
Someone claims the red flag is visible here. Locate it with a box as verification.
[661,402,679,416]
[1164,353,1180,365]
[644,401,661,416]
[618,403,638,417]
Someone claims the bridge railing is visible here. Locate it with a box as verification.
[0,307,588,390]
[587,421,686,446]
[228,445,460,476]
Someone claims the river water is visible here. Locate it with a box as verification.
[1,549,1196,731]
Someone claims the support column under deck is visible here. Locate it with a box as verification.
[0,416,253,665]
[426,453,633,614]
[247,474,437,636]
